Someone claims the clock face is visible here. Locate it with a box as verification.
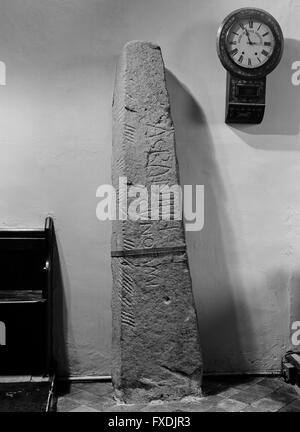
[226,19,275,69]
[217,8,284,78]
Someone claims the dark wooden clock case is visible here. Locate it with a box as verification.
[217,8,284,124]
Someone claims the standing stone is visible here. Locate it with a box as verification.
[111,41,202,403]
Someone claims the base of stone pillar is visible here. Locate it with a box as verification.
[113,372,202,404]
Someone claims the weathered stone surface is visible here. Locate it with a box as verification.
[111,41,202,403]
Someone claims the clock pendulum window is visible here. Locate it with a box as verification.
[216,8,284,124]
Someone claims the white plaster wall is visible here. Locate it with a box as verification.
[0,0,299,375]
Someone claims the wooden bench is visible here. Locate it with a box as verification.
[0,217,54,375]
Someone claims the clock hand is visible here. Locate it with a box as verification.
[244,28,253,45]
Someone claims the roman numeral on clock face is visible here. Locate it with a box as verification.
[264,42,271,46]
[262,50,269,57]
[230,48,238,56]
[248,58,252,66]
[238,55,243,63]
[249,20,253,28]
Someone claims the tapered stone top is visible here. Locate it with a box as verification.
[111,41,202,403]
[112,41,185,253]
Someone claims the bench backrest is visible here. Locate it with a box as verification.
[0,230,47,292]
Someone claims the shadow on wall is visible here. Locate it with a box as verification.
[233,38,300,142]
[166,70,254,373]
[52,231,70,383]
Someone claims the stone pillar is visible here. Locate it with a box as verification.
[111,41,202,403]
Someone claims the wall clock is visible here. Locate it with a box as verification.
[217,8,284,124]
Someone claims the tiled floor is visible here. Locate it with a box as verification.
[55,375,300,412]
